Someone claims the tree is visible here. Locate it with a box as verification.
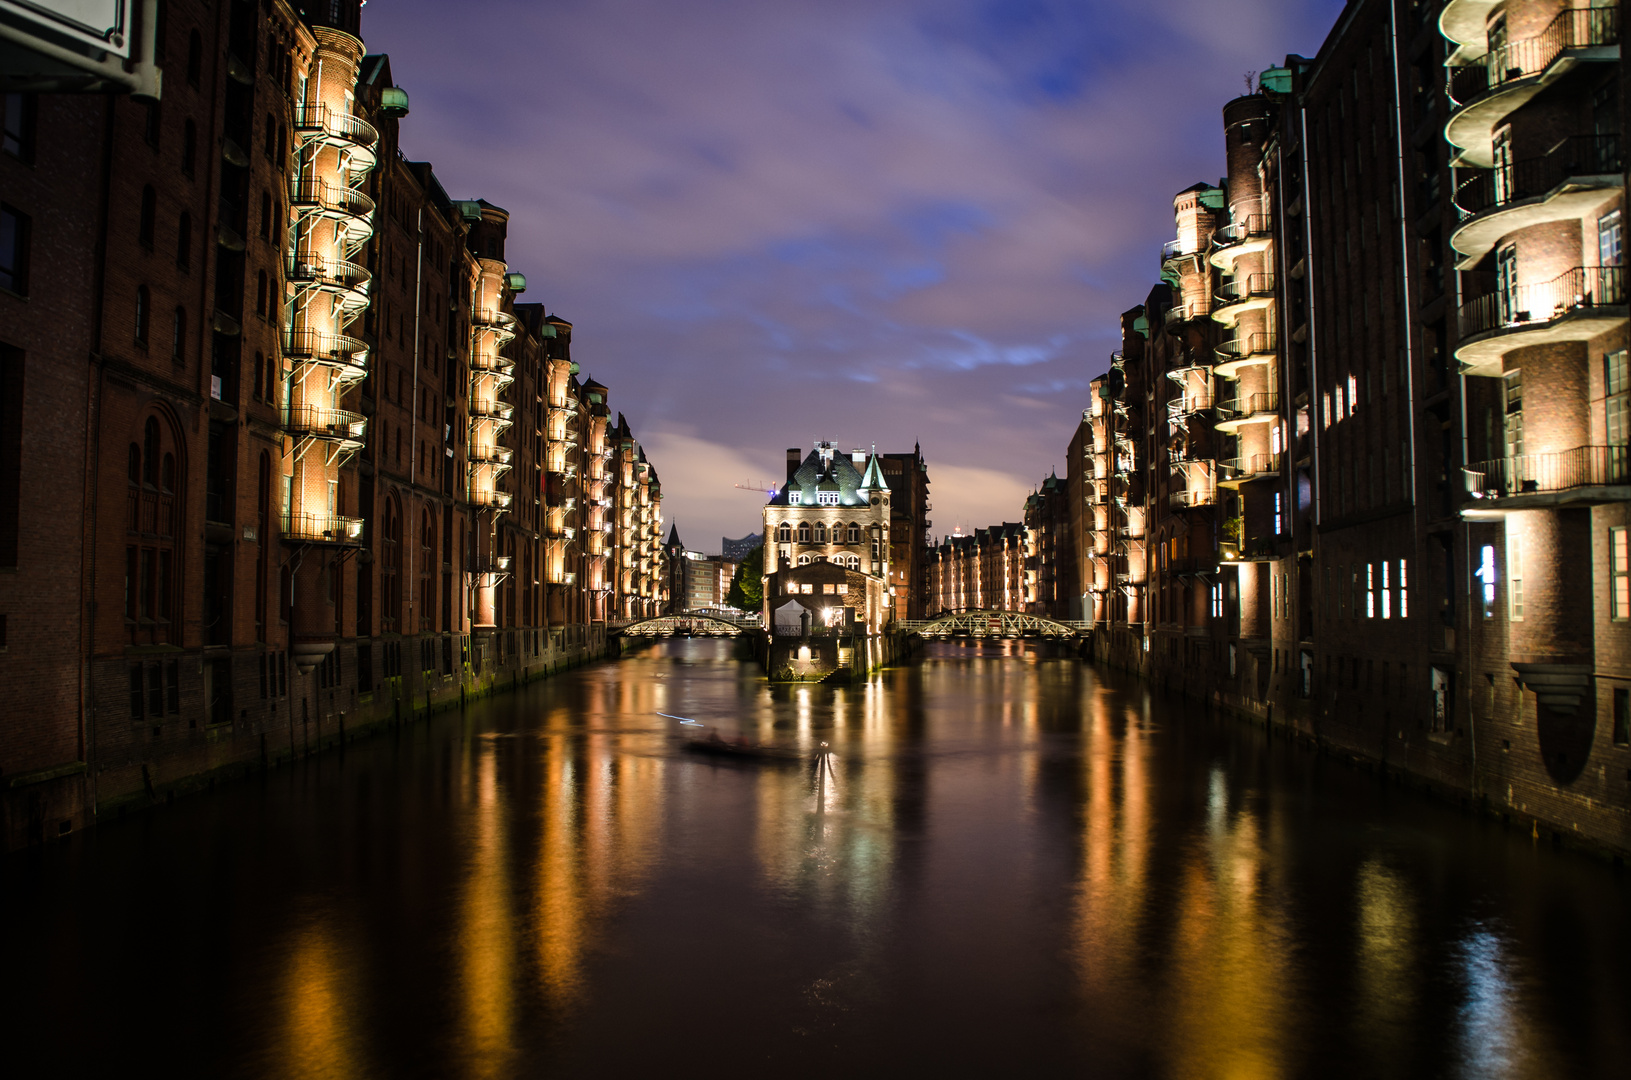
[725,543,764,612]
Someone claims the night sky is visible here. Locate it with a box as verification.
[364,0,1349,550]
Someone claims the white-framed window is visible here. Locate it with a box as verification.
[1347,374,1358,415]
[1492,125,1513,204]
[1507,532,1523,620]
[1479,544,1497,618]
[1613,527,1631,621]
[1381,561,1391,619]
[1398,558,1409,618]
[1274,491,1283,535]
[798,554,812,566]
[1505,371,1524,457]
[847,523,860,544]
[1497,243,1519,323]
[1210,582,1222,618]
[1600,208,1622,267]
[787,491,801,505]
[1366,562,1376,618]
[1606,350,1630,445]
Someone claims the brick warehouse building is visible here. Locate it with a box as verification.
[0,0,666,847]
[1064,0,1630,855]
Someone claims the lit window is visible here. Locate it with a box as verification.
[1347,374,1358,415]
[1606,351,1629,446]
[818,491,840,506]
[1613,528,1631,620]
[787,491,800,505]
[1398,559,1408,618]
[1508,529,1523,620]
[1478,544,1497,618]
[1273,491,1283,535]
[1381,561,1391,619]
[1366,562,1375,618]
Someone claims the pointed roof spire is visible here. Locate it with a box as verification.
[859,445,889,492]
[666,522,682,549]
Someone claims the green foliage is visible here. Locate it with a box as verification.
[725,543,764,611]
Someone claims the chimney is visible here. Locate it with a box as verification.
[852,448,866,466]
[786,448,801,482]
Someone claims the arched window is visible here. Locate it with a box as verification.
[265,354,277,404]
[798,554,812,566]
[256,270,268,316]
[775,523,790,543]
[135,286,149,344]
[138,185,155,247]
[797,522,810,543]
[814,522,827,543]
[182,120,196,177]
[170,307,185,362]
[848,523,860,544]
[186,30,202,87]
[176,212,191,270]
[143,419,159,484]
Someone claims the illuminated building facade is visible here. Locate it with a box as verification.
[0,0,661,847]
[1064,0,1630,854]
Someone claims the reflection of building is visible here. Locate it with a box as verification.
[0,0,664,847]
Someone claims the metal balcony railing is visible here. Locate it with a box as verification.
[1218,453,1283,480]
[292,103,379,149]
[285,328,368,373]
[1454,135,1623,217]
[469,444,513,467]
[472,307,518,331]
[288,178,375,220]
[1161,238,1197,262]
[282,511,364,544]
[284,404,365,440]
[1216,392,1280,419]
[1464,445,1631,498]
[469,399,515,423]
[1458,266,1625,339]
[1212,215,1272,248]
[1216,273,1276,306]
[1216,331,1278,362]
[1447,7,1620,107]
[1168,487,1217,510]
[470,489,513,511]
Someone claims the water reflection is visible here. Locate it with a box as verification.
[3,639,1628,1079]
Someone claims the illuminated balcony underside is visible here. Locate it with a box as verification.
[1446,54,1615,167]
[1209,236,1270,273]
[1452,181,1622,268]
[1456,307,1628,376]
[282,511,365,546]
[1213,352,1273,379]
[1214,409,1278,433]
[1439,0,1502,57]
[1210,293,1272,328]
[469,489,513,511]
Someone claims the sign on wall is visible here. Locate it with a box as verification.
[0,1,132,59]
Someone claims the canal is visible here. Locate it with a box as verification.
[4,640,1628,1078]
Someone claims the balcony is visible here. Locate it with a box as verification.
[1218,452,1283,487]
[284,403,365,443]
[285,328,369,385]
[1215,391,1280,432]
[470,488,513,511]
[282,510,364,545]
[288,179,375,244]
[1212,273,1276,327]
[1445,7,1621,166]
[292,104,379,167]
[288,256,371,315]
[1456,266,1626,375]
[469,444,513,468]
[469,398,515,424]
[1451,136,1623,266]
[1214,331,1278,378]
[1208,215,1272,271]
[1463,445,1631,511]
[1161,238,1201,265]
[1168,487,1217,512]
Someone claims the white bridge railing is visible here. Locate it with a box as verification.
[896,611,1092,638]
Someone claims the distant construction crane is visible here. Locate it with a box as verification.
[733,480,779,499]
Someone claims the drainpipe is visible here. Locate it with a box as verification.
[407,206,424,641]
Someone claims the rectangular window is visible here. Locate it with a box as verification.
[1381,561,1392,619]
[1497,244,1519,324]
[1600,209,1623,268]
[1398,558,1408,618]
[1615,688,1630,745]
[1273,491,1283,535]
[1606,351,1629,446]
[0,203,30,296]
[1613,527,1631,620]
[1504,372,1524,457]
[2,93,37,161]
[1366,562,1376,618]
[1480,544,1497,618]
[1508,532,1523,620]
[787,492,800,505]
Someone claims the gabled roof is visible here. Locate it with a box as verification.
[770,446,869,507]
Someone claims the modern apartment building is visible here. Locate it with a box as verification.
[0,0,664,847]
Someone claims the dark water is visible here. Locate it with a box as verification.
[4,640,1628,1079]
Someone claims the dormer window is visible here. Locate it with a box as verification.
[788,491,801,504]
[818,491,840,506]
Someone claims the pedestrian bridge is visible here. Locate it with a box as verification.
[612,608,762,637]
[895,611,1092,639]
